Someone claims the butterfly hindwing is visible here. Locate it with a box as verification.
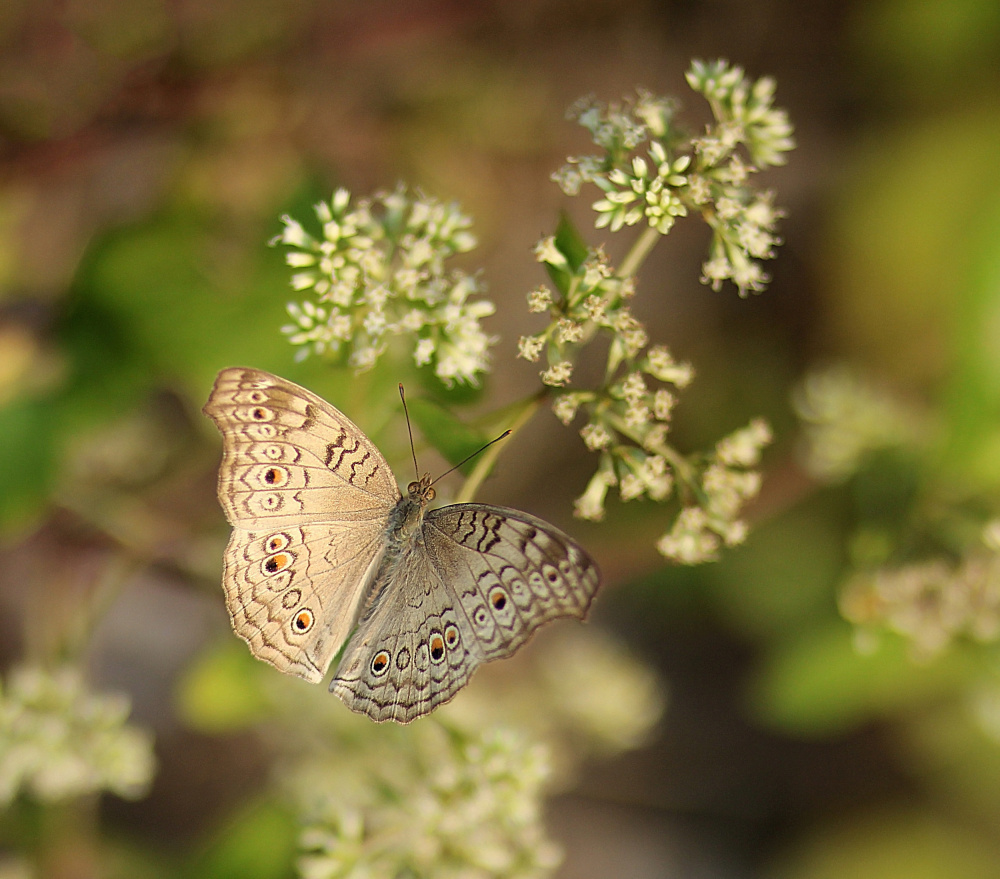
[330,544,478,723]
[222,521,386,682]
[330,504,600,722]
[425,504,600,659]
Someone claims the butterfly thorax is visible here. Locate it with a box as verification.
[392,474,435,542]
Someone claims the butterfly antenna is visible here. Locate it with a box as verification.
[431,430,512,487]
[398,383,421,480]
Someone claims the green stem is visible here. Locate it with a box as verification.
[456,392,545,503]
[618,226,661,279]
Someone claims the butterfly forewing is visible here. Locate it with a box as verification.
[204,367,401,529]
[204,368,399,682]
[425,505,600,658]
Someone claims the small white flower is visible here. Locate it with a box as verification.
[582,294,606,320]
[285,252,317,268]
[279,216,311,247]
[517,335,545,362]
[575,469,613,520]
[553,394,582,425]
[557,318,584,344]
[527,286,554,313]
[414,338,435,366]
[290,272,317,291]
[716,418,772,467]
[580,421,613,451]
[621,372,646,404]
[624,402,650,428]
[619,473,645,501]
[541,361,573,387]
[653,389,676,421]
[700,254,732,291]
[534,236,566,266]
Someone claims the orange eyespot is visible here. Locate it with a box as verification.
[264,552,292,574]
[263,467,288,486]
[266,533,290,552]
[489,587,508,610]
[371,650,390,676]
[444,624,459,648]
[292,608,314,633]
[428,632,445,663]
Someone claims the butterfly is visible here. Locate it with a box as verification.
[203,367,601,723]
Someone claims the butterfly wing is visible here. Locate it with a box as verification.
[203,367,401,528]
[204,368,401,682]
[331,503,601,722]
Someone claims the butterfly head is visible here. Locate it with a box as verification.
[406,474,436,506]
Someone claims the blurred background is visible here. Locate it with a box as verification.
[3,0,1000,877]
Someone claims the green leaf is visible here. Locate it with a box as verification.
[554,211,590,270]
[0,397,56,534]
[545,212,590,295]
[749,622,978,736]
[176,640,272,733]
[407,396,489,472]
[189,799,297,879]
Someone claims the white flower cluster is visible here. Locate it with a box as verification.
[296,724,560,879]
[0,666,155,805]
[277,187,496,386]
[520,227,769,562]
[656,419,771,564]
[592,144,691,235]
[552,61,793,298]
[841,536,1000,661]
[793,367,925,482]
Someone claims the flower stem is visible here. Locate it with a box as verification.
[618,226,661,279]
[456,392,546,503]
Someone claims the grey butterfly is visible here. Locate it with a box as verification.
[203,367,601,723]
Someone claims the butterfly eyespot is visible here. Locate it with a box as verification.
[263,552,293,574]
[264,570,291,592]
[263,444,284,460]
[249,424,277,439]
[428,632,446,663]
[473,607,489,627]
[281,588,302,609]
[292,608,314,633]
[558,559,573,576]
[395,647,411,670]
[251,407,272,421]
[489,587,508,611]
[258,493,283,512]
[249,391,267,404]
[265,533,290,552]
[545,566,560,584]
[444,624,460,648]
[528,571,546,594]
[370,651,391,676]
[262,466,289,486]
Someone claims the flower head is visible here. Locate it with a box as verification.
[276,187,495,386]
